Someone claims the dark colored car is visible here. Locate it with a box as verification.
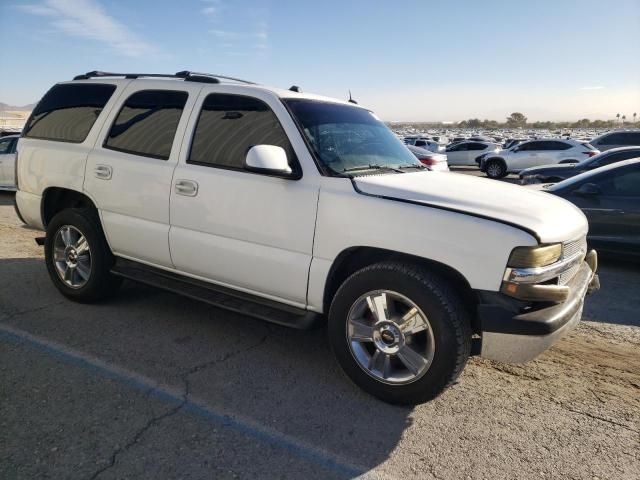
[539,159,640,259]
[519,147,640,184]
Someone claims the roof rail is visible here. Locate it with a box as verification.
[73,70,257,85]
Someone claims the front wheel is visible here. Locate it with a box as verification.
[328,262,471,405]
[485,159,507,179]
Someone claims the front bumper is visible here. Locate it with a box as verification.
[478,253,599,363]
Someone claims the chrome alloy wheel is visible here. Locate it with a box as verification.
[347,290,435,384]
[487,162,503,178]
[53,225,92,289]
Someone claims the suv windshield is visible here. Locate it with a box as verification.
[284,99,420,175]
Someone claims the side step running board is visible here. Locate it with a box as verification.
[111,258,322,330]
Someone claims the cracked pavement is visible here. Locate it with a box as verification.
[1,190,639,480]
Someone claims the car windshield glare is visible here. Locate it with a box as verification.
[284,99,420,175]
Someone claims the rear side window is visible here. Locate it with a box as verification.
[467,143,488,151]
[543,141,572,150]
[23,83,116,143]
[105,90,188,160]
[189,93,296,170]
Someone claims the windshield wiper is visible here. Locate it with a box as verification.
[342,164,405,173]
[398,164,428,170]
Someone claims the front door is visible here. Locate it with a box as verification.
[169,91,319,306]
[565,165,640,255]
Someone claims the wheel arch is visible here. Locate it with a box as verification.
[323,246,479,330]
[484,156,506,166]
[41,187,99,228]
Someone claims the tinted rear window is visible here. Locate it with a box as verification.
[23,83,116,143]
[105,90,188,160]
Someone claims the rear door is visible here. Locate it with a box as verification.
[169,89,320,306]
[84,81,201,267]
[466,142,491,164]
[445,142,469,165]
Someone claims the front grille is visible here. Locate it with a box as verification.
[558,237,587,285]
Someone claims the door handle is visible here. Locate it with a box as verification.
[94,164,112,180]
[175,179,198,197]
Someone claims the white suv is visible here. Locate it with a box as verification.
[14,71,599,404]
[479,139,599,179]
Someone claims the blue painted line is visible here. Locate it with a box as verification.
[0,325,371,479]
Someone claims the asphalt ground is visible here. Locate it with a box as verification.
[1,180,638,479]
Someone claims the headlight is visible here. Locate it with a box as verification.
[507,244,562,268]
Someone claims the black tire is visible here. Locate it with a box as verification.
[45,208,122,302]
[328,262,472,405]
[485,159,507,179]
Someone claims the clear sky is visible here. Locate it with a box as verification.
[1,0,639,121]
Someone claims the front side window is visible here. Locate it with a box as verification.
[284,99,419,174]
[189,94,296,171]
[105,90,188,160]
[516,142,535,151]
[596,168,640,196]
[23,83,116,143]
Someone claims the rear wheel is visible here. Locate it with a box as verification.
[328,262,471,405]
[485,159,507,179]
[45,208,121,302]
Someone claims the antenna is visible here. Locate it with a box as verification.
[348,90,358,104]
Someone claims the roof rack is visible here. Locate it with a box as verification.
[72,70,257,85]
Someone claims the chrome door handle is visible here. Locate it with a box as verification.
[175,179,198,197]
[94,164,112,180]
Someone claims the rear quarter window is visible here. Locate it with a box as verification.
[23,83,116,143]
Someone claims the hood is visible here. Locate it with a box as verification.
[353,172,588,243]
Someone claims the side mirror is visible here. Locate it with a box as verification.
[245,145,293,177]
[574,183,600,196]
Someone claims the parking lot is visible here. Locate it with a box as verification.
[1,184,639,480]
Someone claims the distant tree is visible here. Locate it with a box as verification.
[622,115,626,124]
[506,112,527,127]
[616,113,621,124]
[467,118,482,127]
[634,112,637,124]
